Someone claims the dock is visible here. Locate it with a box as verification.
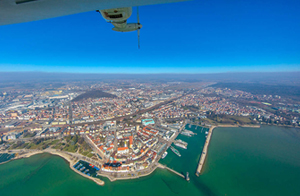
[158,163,185,179]
[196,126,215,176]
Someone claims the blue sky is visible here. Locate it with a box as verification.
[0,0,299,73]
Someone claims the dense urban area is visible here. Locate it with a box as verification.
[0,80,299,180]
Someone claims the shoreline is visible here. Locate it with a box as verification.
[100,164,159,182]
[0,149,163,183]
[0,149,162,183]
[217,124,260,128]
[0,150,105,186]
[3,124,289,183]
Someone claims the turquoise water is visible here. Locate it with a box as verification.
[201,126,300,196]
[0,125,300,196]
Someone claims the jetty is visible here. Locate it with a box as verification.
[196,126,215,176]
[158,163,185,179]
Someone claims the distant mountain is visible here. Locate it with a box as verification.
[72,90,116,102]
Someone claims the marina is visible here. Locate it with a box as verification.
[0,153,15,164]
[73,160,100,178]
[160,124,208,181]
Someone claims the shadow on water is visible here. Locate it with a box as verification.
[22,155,51,183]
[192,177,219,196]
[161,178,180,194]
[282,128,300,141]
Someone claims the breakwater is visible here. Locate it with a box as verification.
[196,126,215,176]
[158,163,185,179]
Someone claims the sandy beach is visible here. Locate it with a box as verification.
[217,124,260,128]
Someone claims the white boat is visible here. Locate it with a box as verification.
[175,139,188,145]
[174,143,187,149]
[181,132,192,137]
[174,139,188,149]
[162,151,168,159]
[170,146,181,157]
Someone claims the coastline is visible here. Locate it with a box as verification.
[214,124,261,128]
[0,149,164,184]
[0,124,265,183]
[100,164,159,182]
[0,149,105,186]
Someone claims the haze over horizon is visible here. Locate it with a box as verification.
[1,0,300,73]
[0,71,299,86]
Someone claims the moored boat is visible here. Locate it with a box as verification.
[170,146,181,157]
[162,151,168,159]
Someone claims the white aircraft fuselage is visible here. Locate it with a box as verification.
[0,0,188,26]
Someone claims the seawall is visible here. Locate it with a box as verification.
[196,126,216,176]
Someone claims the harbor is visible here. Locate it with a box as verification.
[73,160,100,177]
[159,123,209,184]
[0,153,15,164]
[196,126,215,176]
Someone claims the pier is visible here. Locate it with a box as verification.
[158,163,185,179]
[196,126,215,176]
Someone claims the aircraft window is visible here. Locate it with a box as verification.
[16,0,38,5]
[109,14,123,19]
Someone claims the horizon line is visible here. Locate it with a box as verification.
[0,71,299,75]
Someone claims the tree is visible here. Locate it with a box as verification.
[72,135,78,144]
[78,137,84,144]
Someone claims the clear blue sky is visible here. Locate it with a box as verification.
[0,0,299,73]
